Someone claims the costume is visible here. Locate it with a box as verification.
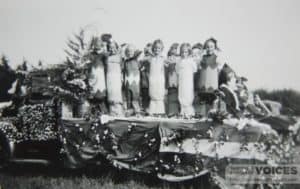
[198,53,223,104]
[140,57,151,110]
[198,54,219,93]
[219,83,241,117]
[124,57,141,114]
[166,57,179,116]
[88,54,108,114]
[106,54,124,116]
[176,57,197,116]
[89,55,107,98]
[147,55,166,114]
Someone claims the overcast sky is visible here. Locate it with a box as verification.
[1,0,300,91]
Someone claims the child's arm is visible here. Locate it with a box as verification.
[216,52,226,71]
[164,58,170,67]
[139,58,148,72]
[192,58,198,73]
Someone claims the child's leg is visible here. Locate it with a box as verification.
[167,87,179,116]
[180,104,195,117]
[131,84,141,114]
[109,102,124,116]
[61,100,73,118]
[197,93,212,117]
[126,86,132,110]
[141,88,150,111]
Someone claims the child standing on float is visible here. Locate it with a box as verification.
[176,43,198,117]
[197,38,225,111]
[87,39,109,114]
[147,39,167,115]
[140,43,152,110]
[166,43,180,116]
[123,44,142,115]
[106,41,124,116]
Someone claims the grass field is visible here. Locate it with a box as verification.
[0,164,214,189]
[1,161,300,189]
[1,140,300,189]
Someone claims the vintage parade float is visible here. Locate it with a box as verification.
[1,33,300,189]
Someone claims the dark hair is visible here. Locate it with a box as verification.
[192,43,203,50]
[144,43,153,55]
[204,37,220,51]
[101,33,112,43]
[146,42,152,48]
[108,41,119,51]
[152,39,164,52]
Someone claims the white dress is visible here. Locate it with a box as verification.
[89,56,106,97]
[148,55,166,114]
[176,57,197,116]
[106,54,124,115]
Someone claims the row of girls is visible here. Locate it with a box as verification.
[88,36,227,117]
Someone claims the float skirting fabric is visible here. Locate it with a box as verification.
[61,116,279,182]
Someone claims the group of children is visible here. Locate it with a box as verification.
[87,36,231,118]
[0,34,285,122]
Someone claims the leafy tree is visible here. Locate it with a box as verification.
[254,89,300,115]
[0,55,11,71]
[0,55,16,101]
[64,29,96,66]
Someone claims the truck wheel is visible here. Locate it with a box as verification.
[0,134,10,168]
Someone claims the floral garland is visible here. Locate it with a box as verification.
[0,119,23,143]
[17,103,58,141]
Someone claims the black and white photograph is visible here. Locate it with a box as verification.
[1,0,300,188]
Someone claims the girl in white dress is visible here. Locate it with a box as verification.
[88,40,108,114]
[106,41,124,116]
[176,43,197,116]
[147,39,167,115]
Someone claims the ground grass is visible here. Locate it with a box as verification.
[1,164,300,189]
[0,164,213,189]
[1,137,300,189]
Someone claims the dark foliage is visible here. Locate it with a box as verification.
[254,88,300,116]
[0,56,16,102]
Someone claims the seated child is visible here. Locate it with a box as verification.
[219,70,241,118]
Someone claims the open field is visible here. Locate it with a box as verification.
[1,148,300,189]
[0,164,213,189]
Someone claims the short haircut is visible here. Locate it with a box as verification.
[108,41,119,51]
[204,37,220,50]
[152,39,164,52]
[192,43,203,50]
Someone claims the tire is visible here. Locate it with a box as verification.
[0,133,10,168]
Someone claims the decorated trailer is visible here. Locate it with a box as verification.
[0,67,300,189]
